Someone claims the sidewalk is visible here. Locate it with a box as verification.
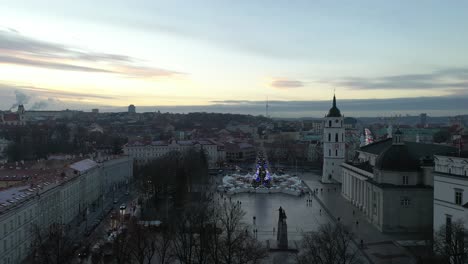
[301,172,417,264]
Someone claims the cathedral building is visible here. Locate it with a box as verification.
[341,129,455,233]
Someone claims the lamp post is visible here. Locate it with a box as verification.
[119,207,125,228]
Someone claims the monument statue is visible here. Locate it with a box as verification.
[277,206,288,249]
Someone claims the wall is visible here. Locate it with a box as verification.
[381,187,433,233]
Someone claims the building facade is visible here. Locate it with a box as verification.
[322,95,345,183]
[124,139,224,168]
[341,130,455,233]
[433,153,468,236]
[0,156,132,264]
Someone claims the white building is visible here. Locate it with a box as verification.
[433,153,468,235]
[341,130,455,233]
[322,95,346,183]
[124,139,224,168]
[0,155,132,264]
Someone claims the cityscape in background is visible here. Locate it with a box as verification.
[1,1,468,264]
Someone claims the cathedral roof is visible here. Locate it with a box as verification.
[360,136,456,172]
[327,95,342,117]
[375,144,419,171]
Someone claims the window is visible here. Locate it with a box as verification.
[342,134,344,141]
[328,120,332,127]
[329,149,331,156]
[336,149,338,156]
[335,119,338,123]
[335,133,338,142]
[400,197,410,206]
[402,175,409,185]
[328,133,331,142]
[455,190,463,205]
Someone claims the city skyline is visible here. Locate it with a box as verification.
[1,1,468,116]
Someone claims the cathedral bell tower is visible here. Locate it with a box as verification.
[322,95,345,183]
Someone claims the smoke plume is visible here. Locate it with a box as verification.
[10,90,31,110]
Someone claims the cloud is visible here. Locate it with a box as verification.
[210,100,254,104]
[270,79,304,89]
[0,82,115,104]
[0,55,113,73]
[0,29,183,78]
[29,101,48,110]
[203,96,468,117]
[323,67,468,92]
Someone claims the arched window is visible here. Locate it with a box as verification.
[329,120,332,127]
[328,133,331,142]
[335,149,338,156]
[335,133,338,142]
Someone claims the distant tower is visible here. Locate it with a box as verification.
[128,104,136,114]
[17,105,25,114]
[322,95,345,183]
[387,125,393,138]
[420,113,427,127]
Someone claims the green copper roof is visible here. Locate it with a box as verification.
[327,95,342,117]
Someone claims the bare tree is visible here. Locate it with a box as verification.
[30,223,74,264]
[296,222,359,264]
[173,214,197,264]
[173,201,213,264]
[126,219,159,264]
[112,231,133,264]
[211,201,268,264]
[434,219,468,264]
[155,225,175,264]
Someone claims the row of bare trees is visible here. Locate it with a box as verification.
[84,198,267,264]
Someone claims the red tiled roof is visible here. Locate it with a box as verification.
[3,113,20,121]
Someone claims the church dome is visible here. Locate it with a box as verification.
[375,144,419,171]
[327,95,342,117]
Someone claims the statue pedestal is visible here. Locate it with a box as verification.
[267,239,298,252]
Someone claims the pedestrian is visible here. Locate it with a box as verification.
[356,220,359,226]
[337,217,340,221]
[319,209,322,214]
[360,239,364,249]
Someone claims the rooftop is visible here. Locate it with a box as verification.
[0,186,34,207]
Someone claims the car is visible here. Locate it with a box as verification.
[119,204,126,210]
[113,199,118,204]
[78,251,88,259]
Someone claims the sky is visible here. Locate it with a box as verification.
[1,0,468,117]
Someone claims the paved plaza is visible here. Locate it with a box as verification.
[300,171,418,264]
[224,170,420,264]
[229,192,331,241]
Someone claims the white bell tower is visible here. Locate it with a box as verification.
[322,95,345,183]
